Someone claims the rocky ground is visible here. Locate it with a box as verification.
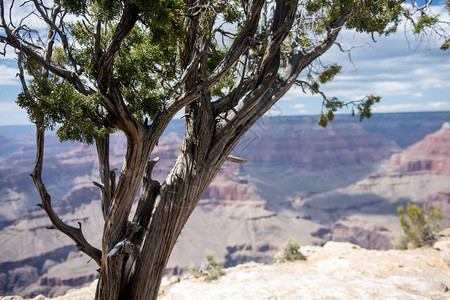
[2,229,449,300]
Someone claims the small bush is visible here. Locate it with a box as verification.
[190,252,225,281]
[274,238,306,263]
[397,203,443,248]
[393,235,410,250]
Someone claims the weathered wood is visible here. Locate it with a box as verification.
[30,122,102,266]
[226,155,248,165]
[95,137,112,221]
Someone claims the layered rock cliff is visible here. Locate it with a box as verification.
[0,112,449,297]
[306,121,450,249]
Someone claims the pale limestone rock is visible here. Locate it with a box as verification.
[159,242,450,300]
[2,240,450,300]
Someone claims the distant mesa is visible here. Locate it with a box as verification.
[390,122,450,174]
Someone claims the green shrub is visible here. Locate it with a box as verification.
[397,203,443,248]
[393,235,410,250]
[274,238,306,263]
[190,252,225,281]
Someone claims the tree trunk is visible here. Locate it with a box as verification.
[126,104,219,299]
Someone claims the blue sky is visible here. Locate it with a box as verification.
[276,18,450,118]
[0,3,449,125]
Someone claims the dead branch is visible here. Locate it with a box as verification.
[226,155,247,165]
[31,122,102,266]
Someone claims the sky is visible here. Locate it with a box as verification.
[0,2,449,126]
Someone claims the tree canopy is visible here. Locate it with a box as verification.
[4,0,448,137]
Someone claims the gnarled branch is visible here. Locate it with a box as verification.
[31,122,102,266]
[158,0,265,119]
[32,0,79,72]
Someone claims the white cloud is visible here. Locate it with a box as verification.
[0,65,19,85]
[3,0,48,30]
[373,101,450,113]
[0,102,30,125]
[1,46,19,60]
[282,86,305,101]
[0,102,20,112]
[290,103,307,114]
[292,104,306,109]
[304,45,450,102]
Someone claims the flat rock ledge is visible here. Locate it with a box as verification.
[2,230,450,300]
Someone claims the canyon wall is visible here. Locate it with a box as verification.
[0,112,449,297]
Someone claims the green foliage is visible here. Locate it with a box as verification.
[274,238,306,263]
[413,15,439,34]
[115,25,178,121]
[441,39,450,51]
[56,0,122,19]
[345,0,403,34]
[397,203,443,248]
[16,73,109,144]
[317,95,380,128]
[55,0,88,15]
[222,2,243,23]
[318,64,342,84]
[66,0,183,123]
[355,95,381,122]
[66,21,99,79]
[317,97,342,128]
[393,235,410,250]
[190,252,225,282]
[305,0,403,35]
[133,0,185,12]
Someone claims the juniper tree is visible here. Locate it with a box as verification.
[1,0,448,299]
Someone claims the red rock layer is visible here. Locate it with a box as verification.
[390,122,450,174]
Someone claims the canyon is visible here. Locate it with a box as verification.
[0,112,449,297]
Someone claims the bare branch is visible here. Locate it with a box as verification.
[93,181,104,189]
[159,0,265,118]
[162,49,207,107]
[1,1,94,95]
[413,0,433,10]
[110,168,117,199]
[17,52,29,93]
[295,79,328,101]
[214,0,298,132]
[95,137,113,221]
[94,19,101,62]
[30,122,102,266]
[0,1,12,35]
[132,157,161,232]
[98,1,139,90]
[107,239,134,258]
[32,0,79,72]
[3,34,95,94]
[15,7,102,262]
[213,8,353,155]
[212,51,250,115]
[226,155,247,164]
